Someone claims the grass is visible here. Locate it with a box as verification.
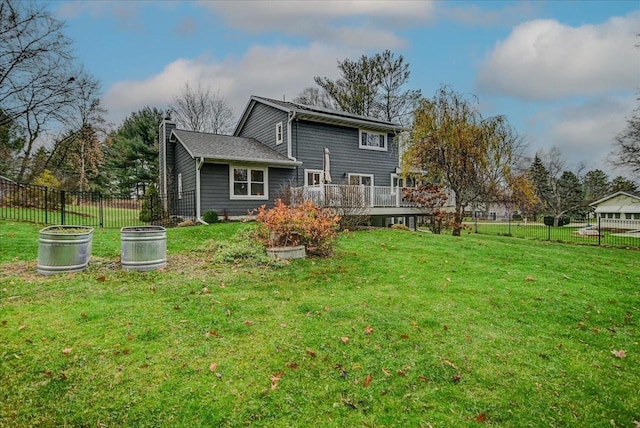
[1,221,639,427]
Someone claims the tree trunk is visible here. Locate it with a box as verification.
[453,204,464,236]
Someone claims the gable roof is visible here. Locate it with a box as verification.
[171,129,300,167]
[589,191,640,207]
[234,95,405,136]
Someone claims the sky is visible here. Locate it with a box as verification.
[48,0,640,177]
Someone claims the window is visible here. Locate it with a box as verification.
[359,130,387,151]
[177,173,182,200]
[276,122,283,145]
[634,213,640,220]
[348,173,373,186]
[230,166,268,200]
[305,169,323,186]
[614,213,621,219]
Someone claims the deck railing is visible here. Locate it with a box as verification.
[290,184,453,208]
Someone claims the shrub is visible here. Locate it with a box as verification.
[202,210,218,224]
[253,199,341,257]
[391,223,411,231]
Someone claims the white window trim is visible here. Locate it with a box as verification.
[229,165,269,200]
[359,129,387,152]
[177,173,183,200]
[347,173,374,186]
[304,169,324,186]
[276,122,283,145]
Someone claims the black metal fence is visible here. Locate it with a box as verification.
[472,215,640,249]
[0,179,196,228]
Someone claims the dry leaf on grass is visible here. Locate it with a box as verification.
[611,349,626,359]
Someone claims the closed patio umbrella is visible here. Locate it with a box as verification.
[323,147,332,184]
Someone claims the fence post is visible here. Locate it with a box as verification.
[598,216,601,246]
[60,191,66,225]
[99,192,104,228]
[547,224,551,241]
[44,187,48,224]
[474,214,478,233]
[508,216,511,236]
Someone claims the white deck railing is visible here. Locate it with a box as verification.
[290,184,454,209]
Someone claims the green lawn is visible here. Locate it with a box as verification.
[1,221,638,426]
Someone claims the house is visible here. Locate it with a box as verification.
[589,191,640,229]
[158,95,432,224]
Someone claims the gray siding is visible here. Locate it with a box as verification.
[200,163,295,216]
[295,120,398,186]
[174,142,196,193]
[237,103,289,157]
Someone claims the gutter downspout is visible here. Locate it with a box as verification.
[196,157,205,223]
[287,111,297,161]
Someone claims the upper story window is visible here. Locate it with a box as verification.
[230,166,268,200]
[276,122,283,145]
[359,130,387,151]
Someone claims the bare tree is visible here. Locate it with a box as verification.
[169,83,235,134]
[610,99,640,177]
[0,0,87,182]
[293,87,336,109]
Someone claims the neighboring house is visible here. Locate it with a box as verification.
[158,95,430,223]
[589,191,640,229]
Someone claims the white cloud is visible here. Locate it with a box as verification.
[477,13,640,100]
[528,96,635,174]
[102,44,347,127]
[199,1,434,49]
[55,1,143,31]
[441,2,537,27]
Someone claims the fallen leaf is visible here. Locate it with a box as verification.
[244,320,254,326]
[42,370,53,377]
[446,277,451,282]
[340,337,350,344]
[444,359,458,370]
[173,305,181,310]
[80,313,88,319]
[206,330,218,338]
[418,375,428,382]
[18,324,26,331]
[96,275,106,282]
[271,371,284,390]
[139,363,149,369]
[209,363,218,372]
[611,349,626,359]
[451,374,462,383]
[443,325,449,331]
[149,285,156,292]
[286,362,299,369]
[364,373,372,387]
[324,306,331,311]
[364,326,374,335]
[400,334,409,339]
[525,276,535,282]
[476,413,487,422]
[279,323,287,328]
[306,349,317,358]
[465,335,471,342]
[381,368,391,376]
[62,348,72,356]
[397,370,406,377]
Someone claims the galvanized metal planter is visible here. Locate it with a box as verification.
[266,245,306,260]
[121,226,167,271]
[37,225,94,275]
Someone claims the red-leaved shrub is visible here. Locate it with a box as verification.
[253,199,340,257]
